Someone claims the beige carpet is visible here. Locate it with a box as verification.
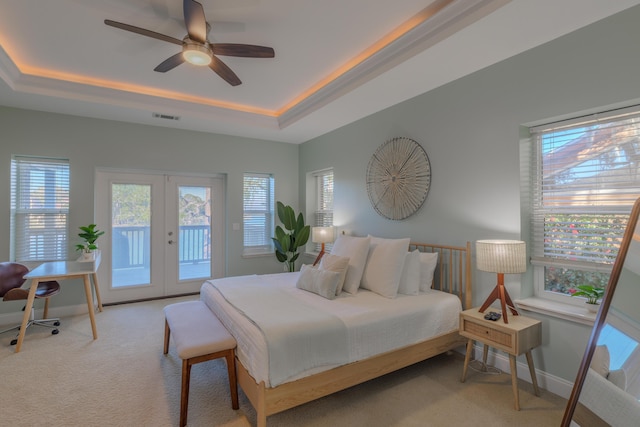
[0,296,567,426]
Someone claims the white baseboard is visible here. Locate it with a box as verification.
[456,343,575,400]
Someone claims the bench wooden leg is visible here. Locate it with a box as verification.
[164,319,170,355]
[225,350,239,410]
[181,359,192,427]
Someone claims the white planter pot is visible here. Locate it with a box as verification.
[586,302,600,313]
[79,249,101,262]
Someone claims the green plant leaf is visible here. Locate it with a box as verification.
[271,237,284,253]
[296,225,310,247]
[276,201,286,222]
[275,250,288,262]
[282,205,296,230]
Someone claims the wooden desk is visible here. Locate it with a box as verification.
[16,257,103,352]
[459,308,541,410]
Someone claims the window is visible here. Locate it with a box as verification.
[313,169,334,252]
[529,107,640,302]
[11,156,70,262]
[243,173,274,255]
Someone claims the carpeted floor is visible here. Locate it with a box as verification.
[0,296,567,426]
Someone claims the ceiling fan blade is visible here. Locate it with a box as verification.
[105,19,183,46]
[211,44,275,58]
[183,0,208,44]
[154,52,185,72]
[209,56,242,86]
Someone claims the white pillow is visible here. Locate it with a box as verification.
[296,264,340,300]
[591,345,611,378]
[398,249,420,295]
[419,252,439,292]
[330,235,371,295]
[608,369,627,391]
[361,236,410,298]
[318,253,350,295]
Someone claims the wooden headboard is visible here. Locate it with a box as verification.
[410,241,473,310]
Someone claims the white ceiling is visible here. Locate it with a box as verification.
[1,0,639,144]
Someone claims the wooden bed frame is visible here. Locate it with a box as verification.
[235,242,473,427]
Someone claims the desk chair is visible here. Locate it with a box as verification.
[0,262,61,345]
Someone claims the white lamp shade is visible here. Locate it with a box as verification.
[312,226,335,244]
[476,240,526,274]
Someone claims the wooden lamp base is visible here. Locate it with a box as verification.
[478,273,518,323]
[313,243,326,267]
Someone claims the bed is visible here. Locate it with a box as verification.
[200,240,472,426]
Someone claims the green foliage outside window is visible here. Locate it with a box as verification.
[543,213,626,296]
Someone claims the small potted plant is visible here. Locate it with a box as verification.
[571,284,605,312]
[75,224,105,260]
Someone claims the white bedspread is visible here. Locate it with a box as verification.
[207,275,348,386]
[201,272,462,387]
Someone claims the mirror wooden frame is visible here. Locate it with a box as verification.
[561,197,640,426]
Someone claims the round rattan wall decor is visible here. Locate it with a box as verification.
[366,137,431,220]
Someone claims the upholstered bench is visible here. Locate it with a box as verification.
[163,300,238,427]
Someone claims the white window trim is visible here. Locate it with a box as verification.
[305,168,334,255]
[11,155,70,263]
[242,173,274,257]
[524,104,640,315]
[515,296,596,326]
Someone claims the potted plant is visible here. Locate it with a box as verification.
[272,202,310,272]
[571,284,605,312]
[75,224,105,260]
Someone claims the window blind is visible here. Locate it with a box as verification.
[11,156,70,262]
[530,108,640,270]
[314,169,334,252]
[243,173,274,255]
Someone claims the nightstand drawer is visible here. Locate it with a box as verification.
[459,308,542,355]
[463,319,513,348]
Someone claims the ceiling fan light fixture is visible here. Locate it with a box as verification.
[183,43,212,66]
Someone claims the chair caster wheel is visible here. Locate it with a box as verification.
[10,339,17,346]
[52,329,59,335]
[54,321,61,326]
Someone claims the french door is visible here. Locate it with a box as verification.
[95,171,225,304]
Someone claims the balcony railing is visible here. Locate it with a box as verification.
[113,225,210,268]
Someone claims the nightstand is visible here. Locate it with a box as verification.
[459,308,542,410]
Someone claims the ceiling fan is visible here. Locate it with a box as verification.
[104,0,274,86]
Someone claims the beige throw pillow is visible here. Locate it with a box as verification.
[296,264,340,300]
[318,253,350,295]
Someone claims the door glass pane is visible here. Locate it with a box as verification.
[178,186,211,281]
[112,183,151,287]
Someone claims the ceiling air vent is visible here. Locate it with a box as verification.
[152,113,180,121]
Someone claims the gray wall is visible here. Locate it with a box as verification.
[0,108,299,310]
[299,6,640,382]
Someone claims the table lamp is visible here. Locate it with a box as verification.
[476,240,526,323]
[312,226,335,266]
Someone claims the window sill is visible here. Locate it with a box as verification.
[515,297,596,326]
[242,251,272,258]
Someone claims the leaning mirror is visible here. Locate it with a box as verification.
[562,197,640,426]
